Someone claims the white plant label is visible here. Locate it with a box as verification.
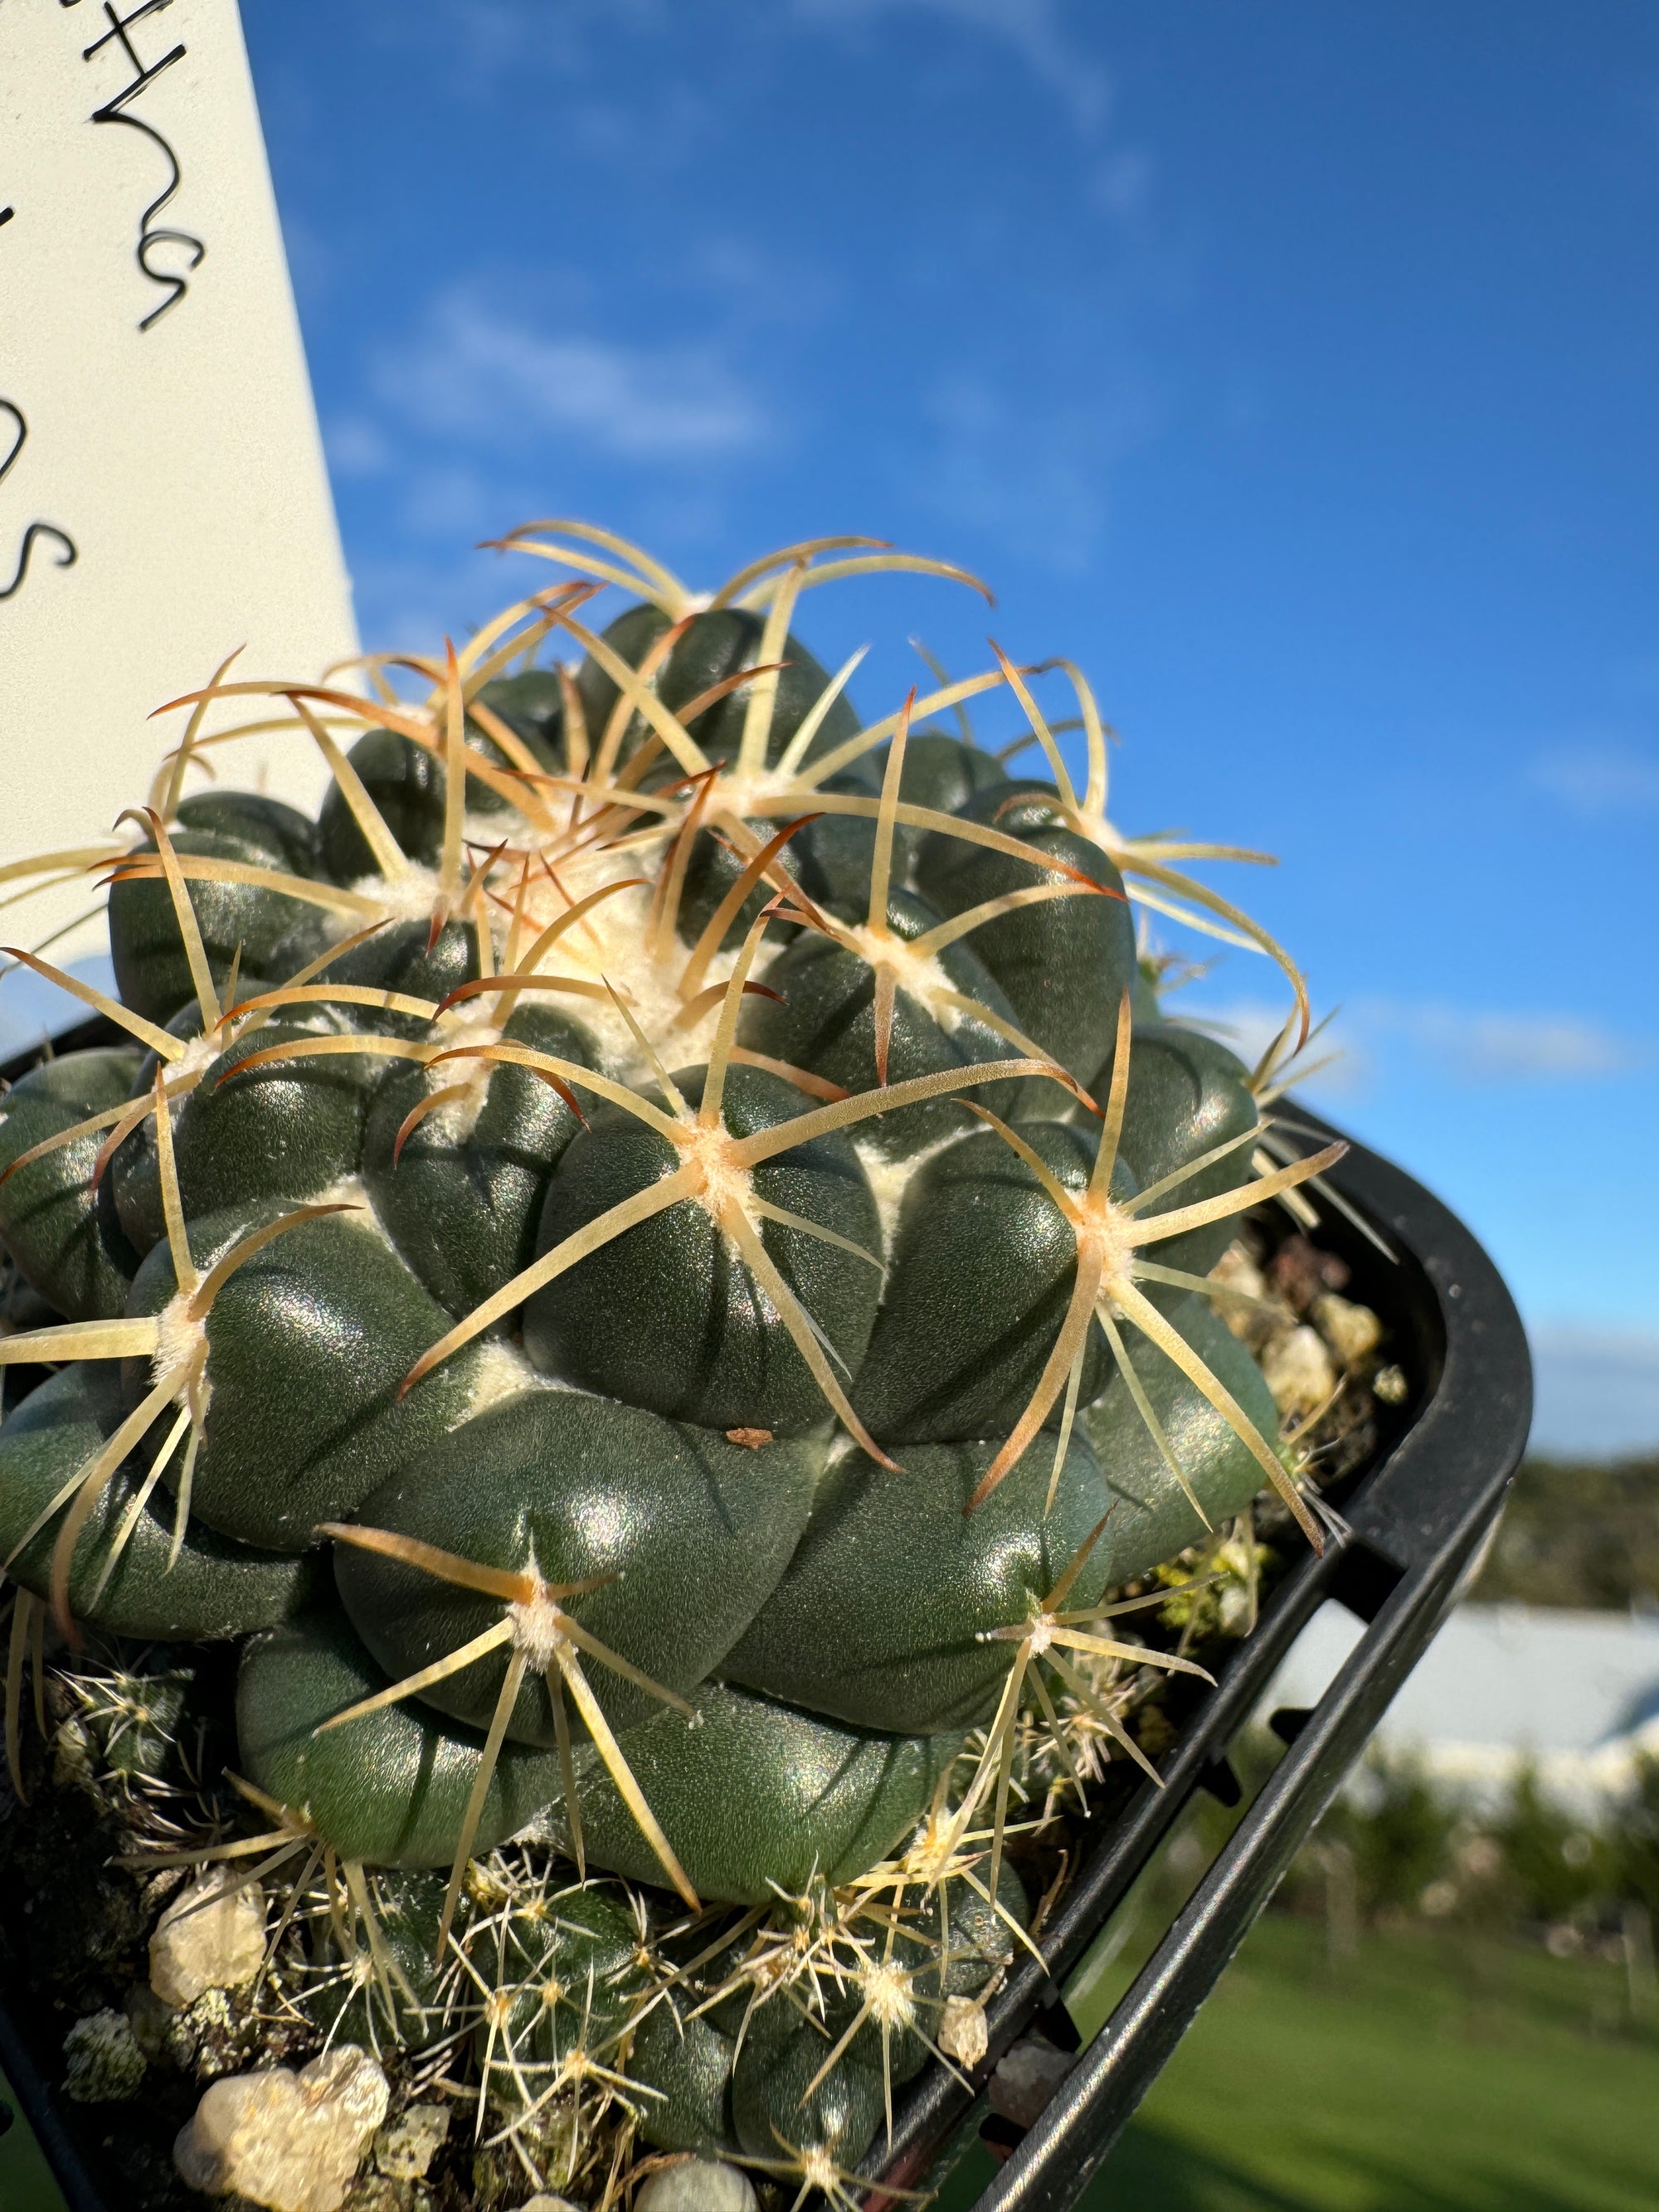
[0,0,358,1015]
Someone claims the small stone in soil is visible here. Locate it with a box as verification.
[174,2044,389,2212]
[938,1994,989,2068]
[635,2162,759,2212]
[1270,1233,1349,1313]
[1262,1322,1337,1422]
[1312,1291,1384,1369]
[150,1866,267,2007]
[61,2007,146,2102]
[988,2035,1073,2129]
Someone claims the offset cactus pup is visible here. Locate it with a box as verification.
[0,527,1389,2211]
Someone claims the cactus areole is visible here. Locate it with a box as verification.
[0,526,1344,2190]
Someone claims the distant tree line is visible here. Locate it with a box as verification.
[1472,1453,1659,1610]
[1273,1749,1659,2027]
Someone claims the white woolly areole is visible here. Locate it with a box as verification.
[1084,1194,1141,1311]
[860,1957,918,2030]
[506,856,745,1082]
[332,817,789,1097]
[854,1133,951,1257]
[460,1338,550,1421]
[839,925,972,1037]
[340,861,445,929]
[151,1290,209,1415]
[508,1579,571,1673]
[174,1026,231,1087]
[674,1123,757,1230]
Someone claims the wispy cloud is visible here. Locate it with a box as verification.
[1174,994,1647,1093]
[1530,738,1659,819]
[372,288,771,462]
[793,0,1112,138]
[324,416,393,480]
[1365,1002,1646,1083]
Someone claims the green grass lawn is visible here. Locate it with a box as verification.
[940,1914,1659,2212]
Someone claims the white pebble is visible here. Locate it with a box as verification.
[634,2159,760,2212]
[1261,1324,1336,1422]
[988,2035,1072,2128]
[173,2044,389,2212]
[1312,1292,1383,1369]
[149,1867,266,2008]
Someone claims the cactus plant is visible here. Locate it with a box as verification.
[0,525,1340,2196]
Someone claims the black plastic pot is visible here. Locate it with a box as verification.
[0,1028,1530,2212]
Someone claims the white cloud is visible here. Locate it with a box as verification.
[793,0,1112,138]
[1528,1325,1659,1457]
[374,289,770,462]
[324,416,392,479]
[1363,1002,1645,1084]
[1530,739,1659,819]
[1171,994,1647,1091]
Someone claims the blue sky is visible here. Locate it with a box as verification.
[234,0,1659,1446]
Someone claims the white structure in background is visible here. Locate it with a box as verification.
[1267,1602,1659,1816]
[0,0,358,1054]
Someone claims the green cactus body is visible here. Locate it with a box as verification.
[523,1063,883,1434]
[362,1004,598,1315]
[111,1018,379,1257]
[333,1390,820,1741]
[317,730,446,881]
[530,1680,963,1905]
[723,1427,1113,1730]
[109,825,331,1025]
[850,1121,1135,1443]
[0,528,1336,2189]
[0,1048,143,1320]
[123,1206,487,1549]
[1088,1020,1261,1281]
[237,1609,562,1866]
[915,781,1138,1082]
[629,2000,742,2154]
[294,1866,453,2052]
[739,885,1035,1159]
[0,1363,319,1637]
[1086,1295,1288,1583]
[313,918,484,1036]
